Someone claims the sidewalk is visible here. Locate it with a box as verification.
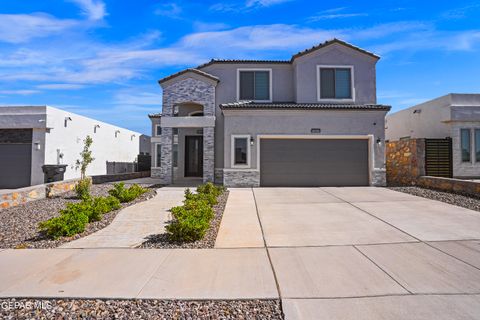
[0,248,278,300]
[61,188,185,248]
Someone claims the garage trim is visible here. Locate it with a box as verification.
[256,134,374,186]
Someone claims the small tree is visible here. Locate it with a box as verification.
[76,135,94,179]
[75,136,94,200]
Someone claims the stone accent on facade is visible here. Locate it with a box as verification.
[371,168,387,187]
[0,178,81,210]
[214,168,224,185]
[223,170,260,187]
[162,77,216,117]
[151,167,162,178]
[417,176,480,198]
[203,127,215,183]
[159,127,173,185]
[386,138,425,186]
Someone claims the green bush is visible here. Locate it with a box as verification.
[39,210,89,239]
[39,196,122,239]
[75,178,91,200]
[166,182,226,242]
[166,199,214,242]
[108,182,148,203]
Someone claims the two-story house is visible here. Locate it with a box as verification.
[149,39,390,187]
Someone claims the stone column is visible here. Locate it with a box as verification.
[203,127,215,183]
[160,127,173,185]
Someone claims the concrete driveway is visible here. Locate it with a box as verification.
[216,187,480,319]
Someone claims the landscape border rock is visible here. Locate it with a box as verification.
[417,176,480,198]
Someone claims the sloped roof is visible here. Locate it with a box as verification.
[158,68,219,84]
[220,101,390,111]
[197,59,290,69]
[291,38,380,61]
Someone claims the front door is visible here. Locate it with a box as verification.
[185,136,203,177]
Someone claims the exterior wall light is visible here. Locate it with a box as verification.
[64,116,72,127]
[115,130,120,138]
[94,124,100,133]
[250,137,255,146]
[131,134,136,141]
[376,138,382,145]
[34,142,41,150]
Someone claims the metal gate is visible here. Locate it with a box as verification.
[425,138,452,178]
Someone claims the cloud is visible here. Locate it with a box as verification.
[0,90,40,95]
[308,7,368,22]
[0,13,78,43]
[36,83,86,90]
[68,0,107,20]
[114,91,163,105]
[210,0,292,12]
[441,4,480,19]
[154,3,182,18]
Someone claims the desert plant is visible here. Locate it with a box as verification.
[166,199,214,242]
[74,136,94,199]
[39,210,89,239]
[108,182,148,203]
[39,195,122,238]
[74,178,91,201]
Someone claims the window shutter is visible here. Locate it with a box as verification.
[239,72,254,100]
[335,69,352,99]
[320,68,335,99]
[254,71,270,100]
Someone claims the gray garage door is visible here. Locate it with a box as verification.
[0,129,32,189]
[260,139,369,187]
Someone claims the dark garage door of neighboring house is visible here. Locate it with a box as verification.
[0,129,32,189]
[260,139,369,187]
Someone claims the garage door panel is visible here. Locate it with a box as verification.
[260,139,369,187]
[0,144,32,189]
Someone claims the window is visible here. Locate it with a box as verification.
[238,70,271,101]
[231,135,250,167]
[156,125,162,136]
[476,129,480,162]
[461,129,471,162]
[317,66,353,100]
[156,144,161,167]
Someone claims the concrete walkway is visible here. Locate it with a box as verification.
[2,187,480,319]
[61,187,185,248]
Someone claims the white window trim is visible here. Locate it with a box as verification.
[231,134,251,168]
[316,65,355,103]
[155,124,162,137]
[236,68,273,103]
[154,143,161,168]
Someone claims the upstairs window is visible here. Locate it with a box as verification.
[461,129,471,162]
[318,66,353,100]
[238,70,271,101]
[156,125,162,136]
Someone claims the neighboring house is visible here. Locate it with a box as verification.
[149,39,390,187]
[386,93,480,179]
[0,106,148,189]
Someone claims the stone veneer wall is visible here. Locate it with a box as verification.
[214,168,224,185]
[386,138,425,186]
[203,127,215,183]
[91,171,151,184]
[0,178,81,210]
[223,170,260,187]
[417,176,480,198]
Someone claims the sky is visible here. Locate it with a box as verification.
[0,0,479,135]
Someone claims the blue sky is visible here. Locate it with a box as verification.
[0,0,479,134]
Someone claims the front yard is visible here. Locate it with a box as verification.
[0,183,156,249]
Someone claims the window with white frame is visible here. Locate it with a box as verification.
[238,69,271,101]
[317,66,353,100]
[231,135,250,168]
[155,143,161,167]
[461,129,471,162]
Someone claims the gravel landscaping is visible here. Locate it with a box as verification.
[389,186,480,212]
[0,184,157,249]
[140,190,229,249]
[0,298,283,320]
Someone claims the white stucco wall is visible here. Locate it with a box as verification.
[44,106,141,181]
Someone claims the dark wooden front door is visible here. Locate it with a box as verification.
[185,136,203,177]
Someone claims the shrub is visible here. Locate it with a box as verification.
[166,182,225,242]
[166,199,214,242]
[108,182,148,203]
[39,210,89,239]
[75,178,91,200]
[39,195,122,238]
